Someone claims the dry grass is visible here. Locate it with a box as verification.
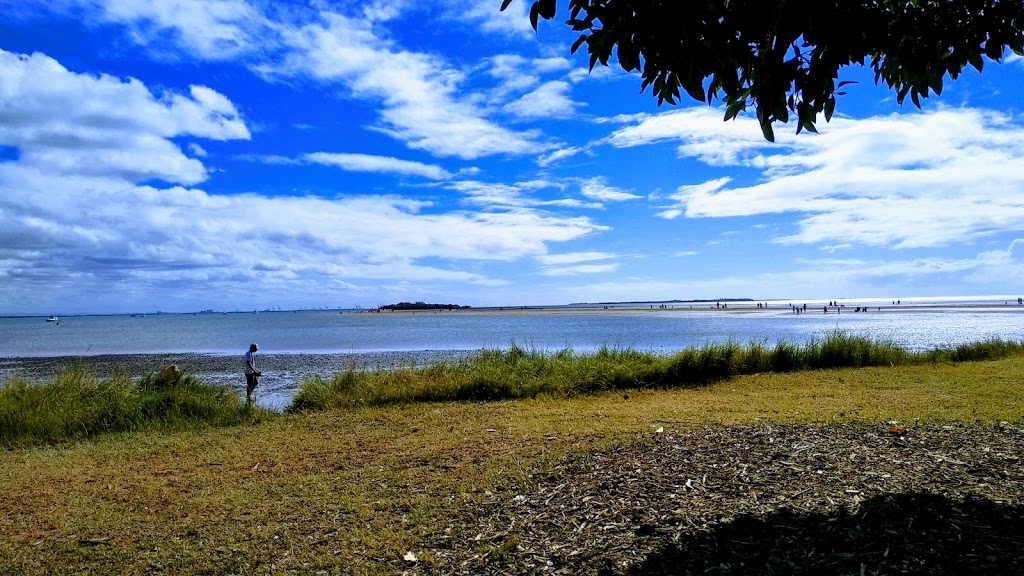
[2,355,1023,574]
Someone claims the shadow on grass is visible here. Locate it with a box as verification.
[614,493,1023,576]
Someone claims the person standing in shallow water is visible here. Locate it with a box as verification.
[245,343,262,406]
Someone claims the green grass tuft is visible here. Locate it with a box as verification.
[0,362,271,447]
[288,333,1024,412]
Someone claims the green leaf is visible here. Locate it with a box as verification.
[724,98,745,121]
[500,0,514,11]
[824,97,836,122]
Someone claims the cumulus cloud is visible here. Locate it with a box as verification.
[305,152,453,180]
[607,107,1024,249]
[0,49,249,185]
[503,81,578,119]
[0,165,607,311]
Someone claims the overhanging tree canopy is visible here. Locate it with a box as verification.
[503,0,1024,141]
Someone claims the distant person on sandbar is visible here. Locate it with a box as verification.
[245,343,262,406]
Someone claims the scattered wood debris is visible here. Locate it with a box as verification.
[414,422,1024,575]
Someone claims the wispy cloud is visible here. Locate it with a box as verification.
[447,180,606,210]
[536,146,583,167]
[579,177,642,202]
[81,0,270,60]
[69,2,550,160]
[305,152,453,180]
[269,12,547,159]
[536,251,615,265]
[458,0,536,39]
[538,263,621,276]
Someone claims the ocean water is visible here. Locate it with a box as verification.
[2,296,1023,358]
[3,297,1022,410]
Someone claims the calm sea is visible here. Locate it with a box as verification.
[2,296,1023,357]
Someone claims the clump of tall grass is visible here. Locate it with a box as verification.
[924,338,1023,363]
[288,333,1024,412]
[0,362,269,447]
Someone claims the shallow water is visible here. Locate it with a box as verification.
[3,299,1022,357]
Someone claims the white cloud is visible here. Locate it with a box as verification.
[236,154,302,165]
[608,107,1024,249]
[537,251,615,265]
[579,177,642,202]
[536,146,583,167]
[271,12,547,159]
[361,0,409,22]
[459,0,536,39]
[0,49,249,185]
[0,165,608,310]
[486,54,541,95]
[533,57,571,73]
[447,180,605,210]
[85,0,268,59]
[305,152,453,180]
[568,65,623,84]
[187,142,208,157]
[503,80,578,119]
[71,2,549,160]
[604,107,765,166]
[548,240,1024,302]
[538,263,621,276]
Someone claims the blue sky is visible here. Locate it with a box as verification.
[2,1,1023,314]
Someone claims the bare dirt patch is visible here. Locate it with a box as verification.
[416,422,1024,575]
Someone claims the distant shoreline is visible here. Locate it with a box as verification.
[370,302,1024,315]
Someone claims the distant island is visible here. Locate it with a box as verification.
[379,301,470,311]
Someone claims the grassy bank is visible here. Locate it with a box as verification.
[0,363,270,447]
[2,355,1023,575]
[289,334,1024,411]
[3,335,1020,448]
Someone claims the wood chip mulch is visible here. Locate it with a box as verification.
[411,422,1024,575]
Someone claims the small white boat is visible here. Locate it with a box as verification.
[46,316,59,322]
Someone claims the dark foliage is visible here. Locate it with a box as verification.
[380,301,470,311]
[504,0,1024,140]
